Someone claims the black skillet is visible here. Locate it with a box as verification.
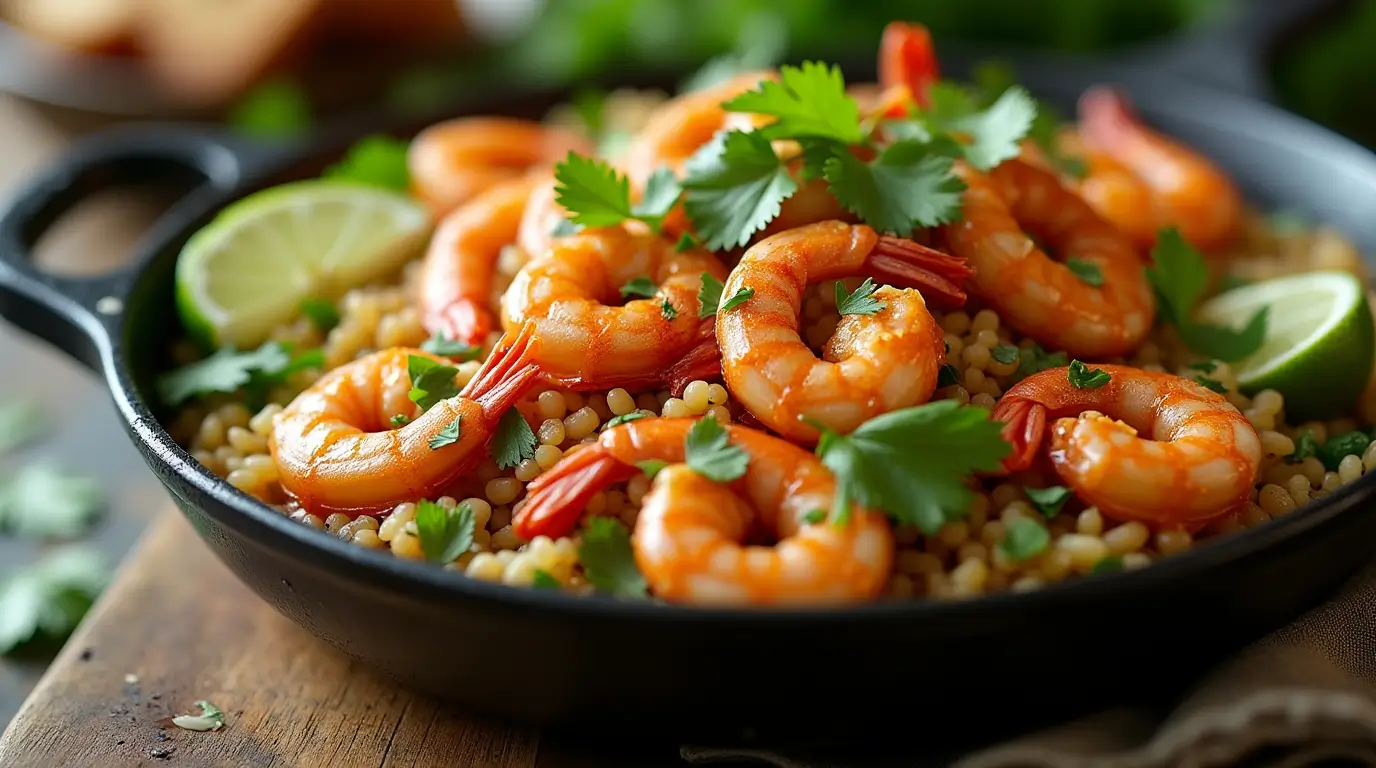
[2,2,1374,753]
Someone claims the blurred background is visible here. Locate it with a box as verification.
[2,0,1375,730]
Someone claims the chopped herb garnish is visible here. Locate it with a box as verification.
[389,414,410,428]
[834,278,886,316]
[991,345,1019,365]
[1147,227,1268,361]
[674,232,698,252]
[0,463,104,539]
[1289,429,1318,464]
[553,154,680,233]
[414,499,475,563]
[801,509,827,525]
[492,409,537,470]
[605,412,647,430]
[722,60,864,144]
[532,569,561,589]
[636,459,668,479]
[1189,360,1219,374]
[321,134,410,192]
[172,700,227,732]
[1025,486,1072,519]
[619,276,658,299]
[681,129,798,250]
[697,273,753,316]
[684,414,749,482]
[920,83,1038,171]
[420,332,481,360]
[1090,555,1125,574]
[1215,274,1251,293]
[719,286,754,313]
[1068,360,1111,389]
[1193,375,1228,394]
[1017,342,1068,377]
[428,416,463,450]
[0,546,109,655]
[936,364,961,388]
[813,401,1011,531]
[407,356,461,412]
[157,341,319,408]
[660,298,679,320]
[823,138,967,237]
[1065,258,1105,287]
[998,517,1050,562]
[299,298,340,333]
[1317,431,1372,471]
[0,400,46,455]
[227,78,310,139]
[578,517,648,598]
[635,166,683,222]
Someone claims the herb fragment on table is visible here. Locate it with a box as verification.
[553,154,679,233]
[1065,258,1105,287]
[491,409,537,470]
[420,332,480,360]
[636,459,667,479]
[1068,360,1110,389]
[834,278,886,317]
[619,276,659,299]
[321,135,411,193]
[172,700,227,732]
[407,356,461,412]
[1146,227,1268,361]
[604,412,647,430]
[0,463,104,539]
[991,345,1019,366]
[157,341,321,407]
[428,417,463,450]
[532,569,561,590]
[1025,486,1071,519]
[1289,429,1318,464]
[415,500,475,563]
[998,517,1050,562]
[684,414,748,482]
[0,546,110,656]
[812,401,1011,532]
[0,400,46,455]
[1317,431,1372,471]
[578,517,648,598]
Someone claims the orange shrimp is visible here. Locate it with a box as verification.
[877,21,939,108]
[1075,87,1243,252]
[500,227,729,391]
[942,159,1155,358]
[408,117,591,217]
[270,326,541,516]
[514,418,894,605]
[993,365,1262,528]
[419,175,540,347]
[715,221,971,443]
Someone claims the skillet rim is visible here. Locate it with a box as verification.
[107,75,1376,625]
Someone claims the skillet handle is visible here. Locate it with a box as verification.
[0,126,279,373]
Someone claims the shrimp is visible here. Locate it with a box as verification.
[513,418,894,605]
[941,159,1155,358]
[270,325,541,516]
[715,221,972,443]
[877,21,939,107]
[500,227,729,391]
[419,175,540,347]
[992,365,1262,528]
[408,117,591,217]
[1076,86,1243,252]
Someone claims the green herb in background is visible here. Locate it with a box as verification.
[1273,0,1376,149]
[0,546,110,656]
[227,79,312,139]
[157,342,322,408]
[0,463,104,539]
[322,135,412,193]
[578,517,649,598]
[0,400,47,455]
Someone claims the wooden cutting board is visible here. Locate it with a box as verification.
[0,510,700,768]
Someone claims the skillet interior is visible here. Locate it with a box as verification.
[16,67,1376,750]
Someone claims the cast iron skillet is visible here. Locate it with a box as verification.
[3,37,1376,756]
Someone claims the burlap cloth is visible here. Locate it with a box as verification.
[682,559,1376,768]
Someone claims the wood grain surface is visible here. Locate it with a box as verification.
[0,511,700,768]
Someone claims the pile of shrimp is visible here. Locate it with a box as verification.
[171,21,1376,607]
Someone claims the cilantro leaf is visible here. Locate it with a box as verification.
[1025,486,1071,519]
[532,569,561,589]
[719,287,754,313]
[814,401,1011,533]
[0,463,104,539]
[1318,431,1372,471]
[1065,258,1105,287]
[1289,429,1318,464]
[414,499,475,563]
[946,86,1037,171]
[619,276,659,299]
[937,364,961,388]
[1091,556,1125,574]
[999,517,1051,562]
[835,278,886,316]
[0,400,46,455]
[227,78,310,139]
[492,409,536,470]
[801,509,827,525]
[428,416,463,450]
[697,274,725,318]
[299,298,339,333]
[632,166,682,222]
[553,153,636,227]
[420,332,480,360]
[684,414,749,482]
[660,298,678,320]
[1017,343,1068,377]
[157,341,293,407]
[674,232,698,252]
[1146,227,1268,361]
[1068,360,1111,389]
[1189,360,1219,374]
[172,700,227,732]
[824,138,966,237]
[636,459,668,479]
[0,546,109,655]
[991,345,1019,365]
[604,412,647,430]
[578,517,648,598]
[682,130,798,251]
[1193,375,1228,394]
[322,134,410,192]
[389,414,410,428]
[408,356,462,412]
[723,61,863,144]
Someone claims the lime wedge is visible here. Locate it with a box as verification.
[175,180,431,349]
[1196,271,1375,421]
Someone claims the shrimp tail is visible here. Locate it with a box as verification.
[868,235,972,309]
[1077,86,1139,155]
[990,397,1047,474]
[462,322,541,426]
[878,21,939,108]
[514,444,637,539]
[665,320,721,396]
[427,298,493,349]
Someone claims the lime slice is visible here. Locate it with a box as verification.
[1196,270,1375,421]
[175,180,431,349]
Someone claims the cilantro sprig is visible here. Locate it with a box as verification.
[492,409,537,470]
[415,499,475,563]
[157,341,321,408]
[697,273,753,317]
[552,154,681,234]
[0,547,109,655]
[1146,227,1268,361]
[407,356,462,412]
[578,517,648,598]
[684,414,749,482]
[835,278,886,316]
[0,463,104,539]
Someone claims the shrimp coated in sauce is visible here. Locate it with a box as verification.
[992,365,1262,529]
[942,159,1155,358]
[716,220,971,443]
[270,325,541,516]
[514,418,894,605]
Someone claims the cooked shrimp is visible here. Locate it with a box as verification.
[716,221,972,443]
[877,21,938,107]
[942,159,1155,358]
[993,365,1262,528]
[513,418,894,605]
[419,175,539,347]
[1076,87,1243,252]
[270,325,541,516]
[408,117,591,217]
[500,227,729,391]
